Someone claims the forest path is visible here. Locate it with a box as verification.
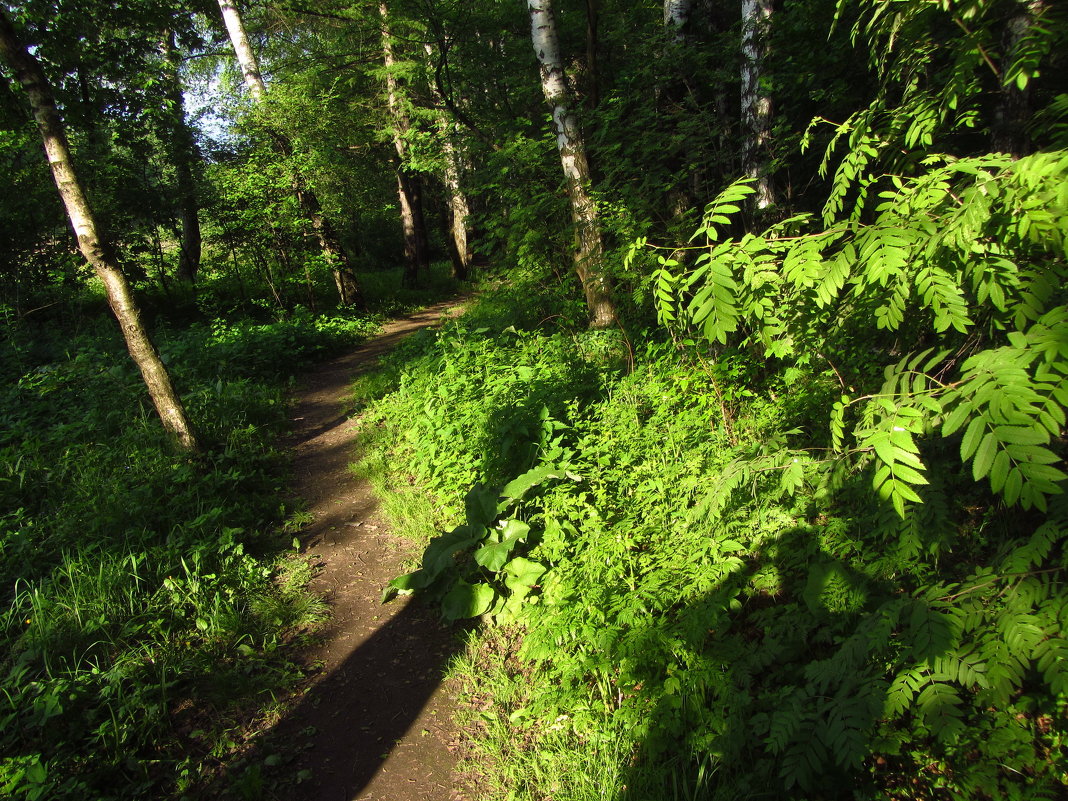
[275,297,470,801]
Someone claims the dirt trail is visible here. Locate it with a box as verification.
[276,298,469,801]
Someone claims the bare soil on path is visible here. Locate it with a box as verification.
[272,298,470,801]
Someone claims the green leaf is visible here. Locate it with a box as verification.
[959,416,985,461]
[473,520,530,571]
[988,449,1010,493]
[941,403,970,437]
[441,581,495,621]
[972,432,997,481]
[993,425,1047,446]
[499,465,562,508]
[421,525,486,578]
[503,557,547,592]
[464,484,498,526]
[384,570,430,602]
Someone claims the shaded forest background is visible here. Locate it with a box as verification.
[1,0,1067,798]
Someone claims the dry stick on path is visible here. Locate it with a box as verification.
[0,11,200,452]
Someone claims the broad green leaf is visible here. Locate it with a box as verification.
[500,466,562,507]
[473,521,529,571]
[465,484,498,526]
[422,525,486,577]
[503,557,547,592]
[441,581,496,621]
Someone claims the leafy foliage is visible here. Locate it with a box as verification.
[0,302,374,799]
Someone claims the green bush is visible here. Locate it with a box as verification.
[362,275,1067,800]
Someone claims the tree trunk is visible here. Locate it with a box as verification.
[381,2,430,286]
[992,0,1046,159]
[528,0,617,329]
[661,0,699,255]
[664,0,694,43]
[217,0,266,101]
[584,0,600,109]
[423,42,474,280]
[741,0,774,210]
[0,12,200,452]
[161,31,202,284]
[216,0,362,306]
[443,149,472,281]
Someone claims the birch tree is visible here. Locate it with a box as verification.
[741,0,774,209]
[216,0,362,306]
[664,0,694,43]
[0,11,200,452]
[528,0,617,329]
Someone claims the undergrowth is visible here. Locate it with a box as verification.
[0,293,376,799]
[357,272,1067,800]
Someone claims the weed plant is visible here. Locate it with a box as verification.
[0,289,376,799]
[358,273,1067,800]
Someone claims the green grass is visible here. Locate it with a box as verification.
[0,287,377,800]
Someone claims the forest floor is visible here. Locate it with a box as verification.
[268,297,471,801]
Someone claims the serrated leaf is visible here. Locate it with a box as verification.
[993,425,1048,446]
[959,416,985,461]
[941,403,971,437]
[1003,467,1024,505]
[972,432,998,480]
[988,449,1010,492]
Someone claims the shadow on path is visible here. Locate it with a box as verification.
[250,297,471,801]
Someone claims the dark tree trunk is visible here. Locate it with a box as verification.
[162,31,202,284]
[992,0,1046,158]
[382,2,432,287]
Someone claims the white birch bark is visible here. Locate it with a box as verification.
[529,0,616,329]
[217,0,266,101]
[0,13,200,452]
[664,0,694,44]
[216,0,361,305]
[741,0,774,210]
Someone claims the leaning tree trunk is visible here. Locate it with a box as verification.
[162,31,202,284]
[741,0,774,210]
[0,12,200,452]
[528,0,617,329]
[216,0,362,306]
[381,2,431,287]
